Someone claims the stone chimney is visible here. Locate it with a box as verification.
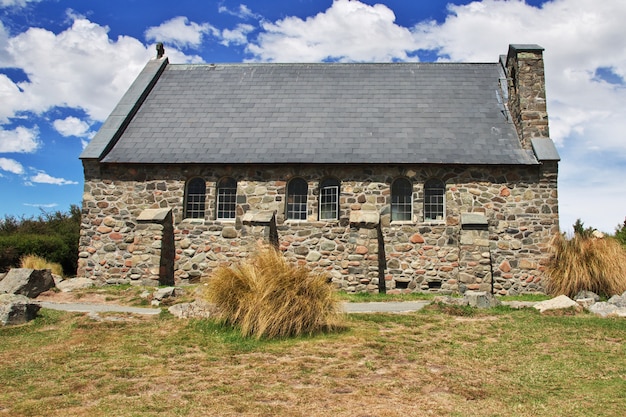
[505,44,549,150]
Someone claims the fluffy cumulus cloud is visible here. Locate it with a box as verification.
[247,0,417,62]
[0,14,204,124]
[29,171,78,185]
[0,157,24,175]
[145,16,219,49]
[0,126,39,153]
[221,24,255,46]
[52,116,92,138]
[1,17,151,122]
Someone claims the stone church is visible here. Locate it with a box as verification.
[78,44,559,295]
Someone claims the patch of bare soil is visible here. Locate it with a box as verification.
[36,289,130,305]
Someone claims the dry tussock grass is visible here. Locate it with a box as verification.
[546,233,626,298]
[204,246,342,339]
[20,254,63,276]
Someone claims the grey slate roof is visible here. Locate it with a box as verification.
[86,60,538,165]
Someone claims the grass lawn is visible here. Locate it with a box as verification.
[1,304,624,416]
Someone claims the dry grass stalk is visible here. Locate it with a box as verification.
[546,233,626,298]
[19,254,63,276]
[204,246,341,339]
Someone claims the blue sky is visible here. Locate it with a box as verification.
[1,0,625,233]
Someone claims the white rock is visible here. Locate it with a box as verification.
[534,295,581,313]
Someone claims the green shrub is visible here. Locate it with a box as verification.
[615,218,626,247]
[204,246,342,339]
[0,234,70,273]
[0,205,79,275]
[546,232,626,298]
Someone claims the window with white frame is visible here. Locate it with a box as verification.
[185,177,206,219]
[319,178,340,221]
[391,178,412,222]
[424,179,445,221]
[286,178,308,220]
[216,177,237,220]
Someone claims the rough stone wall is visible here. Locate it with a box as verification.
[506,47,550,150]
[79,161,558,295]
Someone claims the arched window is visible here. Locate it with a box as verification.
[319,178,340,221]
[391,178,412,222]
[286,178,308,220]
[185,177,206,219]
[424,179,445,221]
[216,177,237,220]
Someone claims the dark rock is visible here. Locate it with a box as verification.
[0,294,41,326]
[0,268,55,298]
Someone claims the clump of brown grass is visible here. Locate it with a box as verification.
[546,233,626,298]
[204,246,342,339]
[19,254,63,276]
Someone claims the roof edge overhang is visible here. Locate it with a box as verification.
[92,161,541,167]
[79,56,169,161]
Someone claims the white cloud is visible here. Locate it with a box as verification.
[221,24,255,46]
[0,157,24,174]
[24,202,58,209]
[0,0,41,8]
[29,171,78,185]
[1,15,203,125]
[145,16,218,49]
[52,116,92,138]
[0,126,39,153]
[218,4,259,20]
[246,0,417,62]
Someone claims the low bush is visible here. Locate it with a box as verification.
[0,206,80,275]
[20,254,63,276]
[546,232,626,298]
[204,246,342,339]
[0,234,69,274]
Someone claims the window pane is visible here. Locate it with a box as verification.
[217,177,237,219]
[424,179,445,221]
[186,178,206,219]
[319,178,339,221]
[391,178,412,221]
[320,185,339,220]
[287,178,308,220]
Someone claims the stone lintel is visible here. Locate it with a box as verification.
[242,210,275,225]
[461,213,488,230]
[349,210,379,228]
[137,208,172,223]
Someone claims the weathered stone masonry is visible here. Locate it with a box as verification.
[78,162,558,294]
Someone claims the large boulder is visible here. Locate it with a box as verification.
[0,294,41,326]
[0,268,55,298]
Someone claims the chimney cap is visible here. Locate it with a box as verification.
[506,44,544,67]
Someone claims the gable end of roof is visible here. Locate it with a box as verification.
[80,57,169,160]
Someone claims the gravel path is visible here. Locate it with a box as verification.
[39,300,431,315]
